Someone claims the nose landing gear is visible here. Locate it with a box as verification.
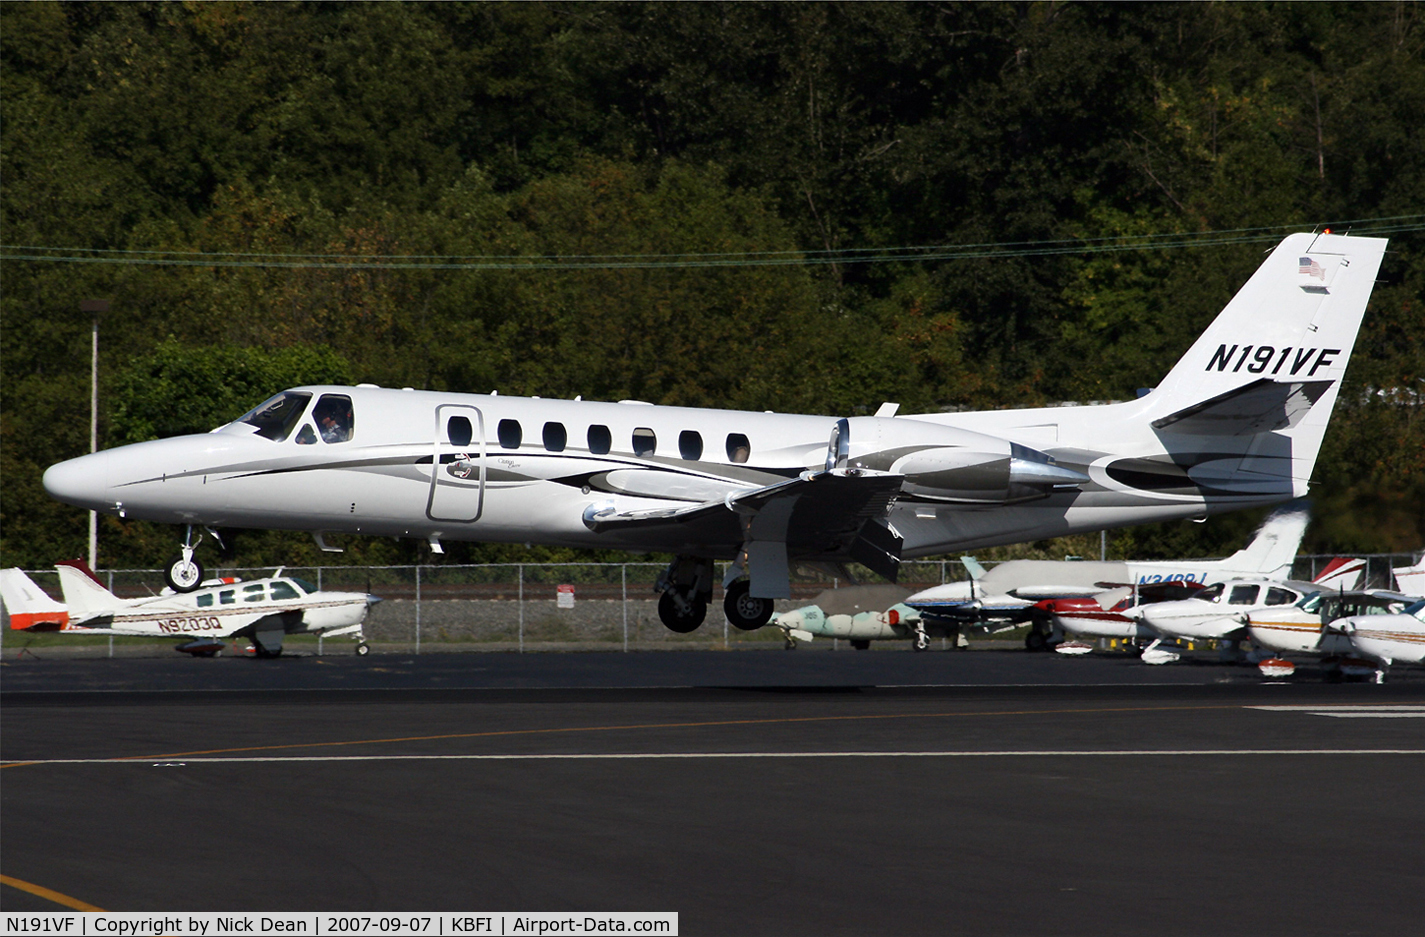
[164,527,206,593]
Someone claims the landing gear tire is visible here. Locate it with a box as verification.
[850,639,870,651]
[659,591,707,633]
[355,643,371,657]
[1025,630,1048,652]
[723,580,774,631]
[164,554,205,593]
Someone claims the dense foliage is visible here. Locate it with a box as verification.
[2,1,1421,570]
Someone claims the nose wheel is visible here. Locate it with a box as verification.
[163,527,207,593]
[164,549,205,592]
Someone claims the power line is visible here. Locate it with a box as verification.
[3,217,1421,271]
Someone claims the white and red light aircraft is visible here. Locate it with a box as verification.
[41,232,1386,636]
[0,562,377,657]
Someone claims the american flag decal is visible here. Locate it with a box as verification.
[1299,256,1326,280]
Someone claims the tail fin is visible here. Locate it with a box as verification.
[1,568,70,630]
[55,561,124,616]
[1393,556,1425,597]
[1312,557,1366,590]
[1142,232,1388,498]
[1217,501,1310,578]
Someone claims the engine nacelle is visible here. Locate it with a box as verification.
[848,418,1087,504]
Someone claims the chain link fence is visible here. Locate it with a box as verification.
[5,554,1420,656]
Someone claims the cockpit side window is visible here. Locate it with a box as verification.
[295,424,318,445]
[1228,584,1261,605]
[313,394,354,443]
[270,581,300,601]
[1265,587,1297,606]
[239,392,312,442]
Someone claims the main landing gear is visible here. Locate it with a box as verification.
[723,579,775,631]
[656,556,713,633]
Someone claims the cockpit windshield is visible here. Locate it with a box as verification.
[238,392,312,442]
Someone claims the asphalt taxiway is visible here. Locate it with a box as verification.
[3,650,1422,935]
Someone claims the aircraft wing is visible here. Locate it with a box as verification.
[583,468,904,579]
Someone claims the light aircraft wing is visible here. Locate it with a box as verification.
[583,468,905,579]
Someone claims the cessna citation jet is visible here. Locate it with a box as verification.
[42,232,1386,636]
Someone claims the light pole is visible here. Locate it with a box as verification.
[80,299,108,569]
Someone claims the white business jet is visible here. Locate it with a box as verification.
[1,563,377,657]
[41,232,1386,637]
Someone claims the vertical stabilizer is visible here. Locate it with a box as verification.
[56,563,124,616]
[1,569,70,630]
[1311,557,1366,591]
[1143,233,1388,498]
[1394,557,1425,597]
[1215,501,1310,579]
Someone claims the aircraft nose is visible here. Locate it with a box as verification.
[43,451,111,510]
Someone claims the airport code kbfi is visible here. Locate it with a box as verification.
[2,915,676,935]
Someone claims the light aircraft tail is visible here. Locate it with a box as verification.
[1,568,70,630]
[1137,232,1388,499]
[1311,557,1366,591]
[1393,556,1425,597]
[55,560,125,616]
[1214,501,1310,579]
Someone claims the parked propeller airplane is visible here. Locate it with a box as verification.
[41,232,1386,636]
[1245,588,1418,681]
[0,562,377,657]
[904,500,1312,649]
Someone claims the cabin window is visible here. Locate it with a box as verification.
[243,584,267,603]
[219,590,235,605]
[447,416,473,447]
[726,433,751,463]
[313,394,354,443]
[543,422,567,452]
[632,427,657,457]
[270,581,300,601]
[498,419,522,449]
[295,424,318,445]
[197,594,214,607]
[1265,587,1297,606]
[588,424,612,455]
[1228,584,1261,605]
[238,391,312,442]
[679,431,703,461]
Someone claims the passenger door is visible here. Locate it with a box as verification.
[426,405,485,523]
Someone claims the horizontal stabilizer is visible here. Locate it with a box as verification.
[1152,378,1333,436]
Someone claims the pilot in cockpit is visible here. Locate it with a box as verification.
[313,394,354,443]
